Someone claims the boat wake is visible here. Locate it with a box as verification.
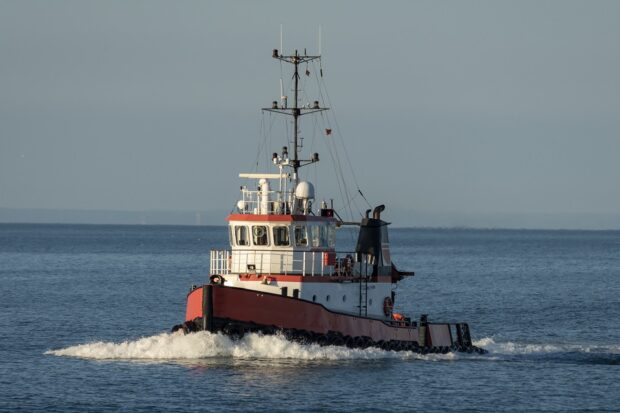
[474,337,620,365]
[46,333,619,365]
[45,331,455,361]
[475,337,620,354]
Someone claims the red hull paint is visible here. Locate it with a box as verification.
[185,287,203,321]
[185,284,456,345]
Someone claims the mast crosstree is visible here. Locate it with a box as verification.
[262,49,329,180]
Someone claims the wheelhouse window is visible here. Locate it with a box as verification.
[327,225,336,248]
[310,225,320,247]
[235,225,249,246]
[273,226,290,246]
[294,225,308,246]
[319,226,329,247]
[252,225,269,246]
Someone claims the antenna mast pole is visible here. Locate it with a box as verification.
[263,47,327,181]
[292,50,300,178]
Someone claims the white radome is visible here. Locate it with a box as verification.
[295,181,315,200]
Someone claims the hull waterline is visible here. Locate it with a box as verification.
[173,283,486,354]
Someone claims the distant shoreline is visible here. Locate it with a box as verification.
[1,222,619,232]
[2,207,619,231]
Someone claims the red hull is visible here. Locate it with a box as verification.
[184,284,460,348]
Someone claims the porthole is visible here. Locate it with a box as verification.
[342,295,346,302]
[326,295,330,302]
[368,298,373,306]
[312,295,317,302]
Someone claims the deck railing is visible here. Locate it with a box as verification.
[210,249,374,277]
[210,250,232,275]
[238,189,294,215]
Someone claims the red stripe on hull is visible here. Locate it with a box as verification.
[186,285,425,343]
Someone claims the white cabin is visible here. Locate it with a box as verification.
[208,173,396,320]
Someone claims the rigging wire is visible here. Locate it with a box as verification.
[247,54,368,232]
[310,110,320,202]
[320,114,349,221]
[327,115,356,219]
[312,60,372,213]
[253,114,266,171]
[311,64,353,218]
[320,110,360,221]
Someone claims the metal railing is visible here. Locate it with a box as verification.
[210,250,232,275]
[209,249,374,277]
[238,189,294,215]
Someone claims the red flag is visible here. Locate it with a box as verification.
[325,128,332,135]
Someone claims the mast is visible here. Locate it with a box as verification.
[293,52,300,176]
[263,48,328,185]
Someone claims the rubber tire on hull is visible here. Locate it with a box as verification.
[316,335,330,347]
[353,337,366,349]
[223,323,245,340]
[283,329,297,341]
[343,336,355,348]
[328,334,345,346]
[297,330,313,344]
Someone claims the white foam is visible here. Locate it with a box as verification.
[46,331,457,361]
[473,337,620,355]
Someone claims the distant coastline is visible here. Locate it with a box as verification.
[0,207,225,227]
[1,207,619,230]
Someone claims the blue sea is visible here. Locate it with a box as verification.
[1,223,619,412]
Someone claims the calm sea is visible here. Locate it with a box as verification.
[1,224,619,412]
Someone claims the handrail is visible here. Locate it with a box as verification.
[209,249,370,277]
[238,188,295,215]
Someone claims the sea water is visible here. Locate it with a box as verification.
[1,224,619,412]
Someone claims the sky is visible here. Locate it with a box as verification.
[1,1,619,228]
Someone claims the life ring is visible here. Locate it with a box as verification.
[210,274,225,285]
[252,226,265,238]
[383,297,393,317]
[392,313,405,321]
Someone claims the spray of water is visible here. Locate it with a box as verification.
[47,332,618,363]
[46,331,455,361]
[474,337,620,356]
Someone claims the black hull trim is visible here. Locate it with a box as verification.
[172,317,487,355]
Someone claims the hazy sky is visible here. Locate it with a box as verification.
[1,1,619,228]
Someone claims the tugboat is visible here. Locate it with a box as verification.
[173,46,485,354]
